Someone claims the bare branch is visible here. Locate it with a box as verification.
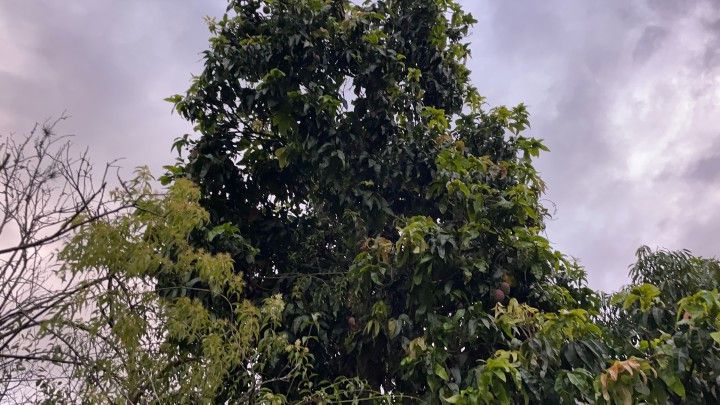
[0,116,139,402]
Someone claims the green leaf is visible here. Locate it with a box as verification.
[163,94,182,104]
[272,112,294,135]
[207,223,239,242]
[435,363,449,381]
[444,394,461,404]
[661,373,686,398]
[275,147,289,169]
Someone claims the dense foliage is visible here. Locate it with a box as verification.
[46,175,339,403]
[149,0,720,402]
[162,0,599,401]
[7,0,720,403]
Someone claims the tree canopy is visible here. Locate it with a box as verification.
[159,0,720,402]
[163,0,598,401]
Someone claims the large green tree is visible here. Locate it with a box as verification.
[163,0,599,402]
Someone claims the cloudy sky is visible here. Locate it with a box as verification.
[1,0,718,291]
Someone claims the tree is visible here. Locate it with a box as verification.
[599,247,720,403]
[158,0,720,402]
[0,120,374,402]
[0,117,133,401]
[161,0,601,402]
[41,176,325,403]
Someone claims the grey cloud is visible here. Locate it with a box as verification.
[685,152,720,183]
[467,0,720,290]
[702,18,720,69]
[2,0,720,292]
[646,0,706,17]
[0,0,226,172]
[634,26,668,63]
[679,215,720,257]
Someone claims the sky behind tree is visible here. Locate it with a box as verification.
[1,0,718,291]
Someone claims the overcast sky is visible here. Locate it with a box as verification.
[1,0,719,291]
